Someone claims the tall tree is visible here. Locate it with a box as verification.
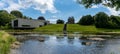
[77,0,120,10]
[78,15,94,25]
[10,10,23,18]
[67,16,75,24]
[56,19,64,24]
[94,12,110,28]
[38,16,46,20]
[0,11,15,26]
[0,10,8,13]
[110,15,120,27]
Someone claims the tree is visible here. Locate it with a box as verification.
[67,16,75,24]
[10,10,23,18]
[0,11,15,26]
[109,15,120,28]
[56,19,64,24]
[0,10,8,13]
[78,15,94,25]
[110,15,120,25]
[38,16,46,20]
[23,16,33,19]
[94,12,110,28]
[77,0,120,10]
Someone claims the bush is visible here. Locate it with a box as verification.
[94,12,110,28]
[78,15,94,25]
[67,16,75,24]
[56,19,64,24]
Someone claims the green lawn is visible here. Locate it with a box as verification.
[34,24,120,33]
[34,24,64,32]
[67,24,97,32]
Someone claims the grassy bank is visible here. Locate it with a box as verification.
[34,24,120,33]
[67,24,97,32]
[68,24,120,32]
[34,24,64,34]
[0,31,16,54]
[4,24,120,34]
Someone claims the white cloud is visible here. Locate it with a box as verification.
[107,7,120,16]
[91,5,99,8]
[91,4,120,16]
[91,4,104,8]
[0,0,58,14]
[101,0,120,16]
[0,2,4,8]
[48,18,58,24]
[52,16,58,18]
[48,16,59,24]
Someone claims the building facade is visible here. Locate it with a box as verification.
[11,18,49,28]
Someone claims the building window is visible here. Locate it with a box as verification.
[22,25,30,27]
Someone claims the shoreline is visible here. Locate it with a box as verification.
[7,31,120,35]
[7,31,120,39]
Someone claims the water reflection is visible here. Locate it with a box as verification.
[10,34,120,54]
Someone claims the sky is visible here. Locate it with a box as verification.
[0,0,120,24]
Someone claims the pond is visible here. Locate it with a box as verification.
[10,34,120,54]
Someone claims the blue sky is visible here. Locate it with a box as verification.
[0,0,120,23]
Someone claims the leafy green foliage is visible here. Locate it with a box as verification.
[0,11,15,26]
[0,10,8,13]
[78,15,94,25]
[94,12,120,28]
[10,10,23,18]
[77,0,120,10]
[56,19,64,24]
[94,12,110,28]
[67,16,75,24]
[38,16,46,20]
[0,31,16,54]
[109,15,120,28]
[78,12,120,28]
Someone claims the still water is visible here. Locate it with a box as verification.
[10,34,120,54]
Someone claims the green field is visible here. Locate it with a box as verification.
[67,24,97,32]
[34,24,120,34]
[34,24,64,32]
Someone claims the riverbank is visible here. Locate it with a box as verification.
[34,24,120,33]
[0,31,16,54]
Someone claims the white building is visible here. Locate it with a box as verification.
[11,18,49,28]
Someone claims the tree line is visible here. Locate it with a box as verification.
[56,12,120,29]
[78,12,120,29]
[56,16,75,24]
[0,10,120,29]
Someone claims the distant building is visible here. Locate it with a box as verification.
[11,18,49,29]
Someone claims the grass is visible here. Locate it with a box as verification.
[0,31,16,54]
[33,24,120,34]
[4,24,120,34]
[67,24,97,32]
[34,24,64,33]
[34,24,97,33]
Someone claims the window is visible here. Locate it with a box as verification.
[22,25,30,27]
